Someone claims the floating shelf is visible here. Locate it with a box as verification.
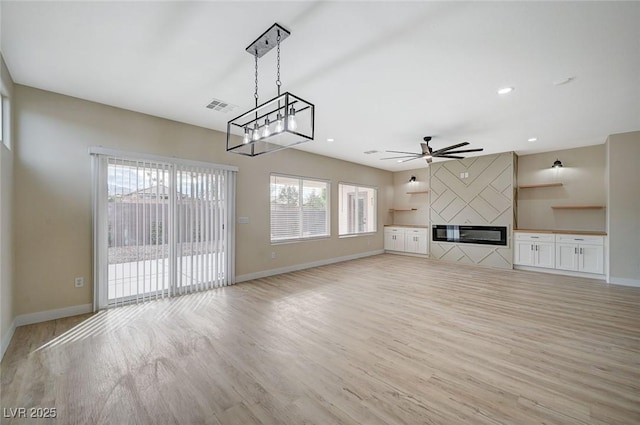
[518,183,563,189]
[551,205,605,210]
[406,191,429,194]
[389,208,418,212]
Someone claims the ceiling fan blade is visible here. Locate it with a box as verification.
[440,148,484,154]
[437,155,465,159]
[385,150,421,155]
[431,142,469,155]
[380,155,421,160]
[400,157,422,163]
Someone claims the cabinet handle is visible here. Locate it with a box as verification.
[575,247,578,254]
[580,248,583,255]
[575,238,584,241]
[536,245,538,251]
[531,244,534,251]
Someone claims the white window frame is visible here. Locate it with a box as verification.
[270,173,331,244]
[0,93,9,150]
[338,182,378,237]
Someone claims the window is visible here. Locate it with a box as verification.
[0,95,4,147]
[0,94,9,150]
[339,183,377,236]
[270,174,330,243]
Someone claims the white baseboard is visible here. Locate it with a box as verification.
[14,303,93,327]
[608,276,640,288]
[384,250,429,259]
[514,265,605,281]
[1,319,16,361]
[236,250,385,283]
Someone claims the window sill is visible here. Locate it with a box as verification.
[339,232,377,239]
[270,235,331,245]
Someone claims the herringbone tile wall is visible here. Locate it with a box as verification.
[429,152,515,269]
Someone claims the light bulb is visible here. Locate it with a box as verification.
[287,107,297,131]
[242,127,250,144]
[252,122,260,141]
[275,113,284,133]
[262,117,270,138]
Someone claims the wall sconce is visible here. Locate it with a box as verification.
[552,159,563,168]
[409,175,417,182]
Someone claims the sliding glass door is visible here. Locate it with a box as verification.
[91,149,236,310]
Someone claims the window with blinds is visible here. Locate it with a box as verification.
[338,183,377,236]
[270,174,330,243]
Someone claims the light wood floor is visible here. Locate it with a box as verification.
[2,254,640,425]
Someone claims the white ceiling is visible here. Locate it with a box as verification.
[2,1,639,171]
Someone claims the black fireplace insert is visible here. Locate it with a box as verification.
[432,225,508,246]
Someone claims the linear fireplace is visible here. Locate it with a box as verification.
[432,225,508,246]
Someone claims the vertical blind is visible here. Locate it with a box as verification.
[270,174,330,242]
[91,148,237,310]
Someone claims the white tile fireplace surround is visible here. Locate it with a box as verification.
[430,152,515,269]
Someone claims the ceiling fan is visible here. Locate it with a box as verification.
[381,136,484,164]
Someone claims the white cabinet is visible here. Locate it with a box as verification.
[384,227,428,255]
[384,228,405,252]
[404,229,428,254]
[514,233,555,269]
[555,235,604,274]
[514,232,605,277]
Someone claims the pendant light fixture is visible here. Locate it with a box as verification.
[552,159,563,168]
[227,23,315,157]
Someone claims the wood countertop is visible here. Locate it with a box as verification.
[384,224,429,229]
[514,229,607,236]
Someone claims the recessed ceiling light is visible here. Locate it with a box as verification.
[497,87,514,95]
[327,138,334,142]
[528,137,537,142]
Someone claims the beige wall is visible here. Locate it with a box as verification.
[13,85,393,316]
[1,53,15,348]
[606,131,640,284]
[390,168,430,226]
[516,144,606,232]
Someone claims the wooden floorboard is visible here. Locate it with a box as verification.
[2,254,640,424]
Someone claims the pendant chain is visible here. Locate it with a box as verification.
[254,50,259,108]
[276,32,282,96]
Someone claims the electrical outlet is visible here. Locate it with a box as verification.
[465,172,469,178]
[74,277,84,288]
[271,251,276,259]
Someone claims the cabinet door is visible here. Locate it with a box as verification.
[579,245,604,274]
[556,243,579,271]
[384,232,396,251]
[393,233,406,251]
[404,230,427,254]
[514,240,534,266]
[535,242,555,269]
[416,232,428,255]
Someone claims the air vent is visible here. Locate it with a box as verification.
[206,98,238,113]
[363,150,379,155]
